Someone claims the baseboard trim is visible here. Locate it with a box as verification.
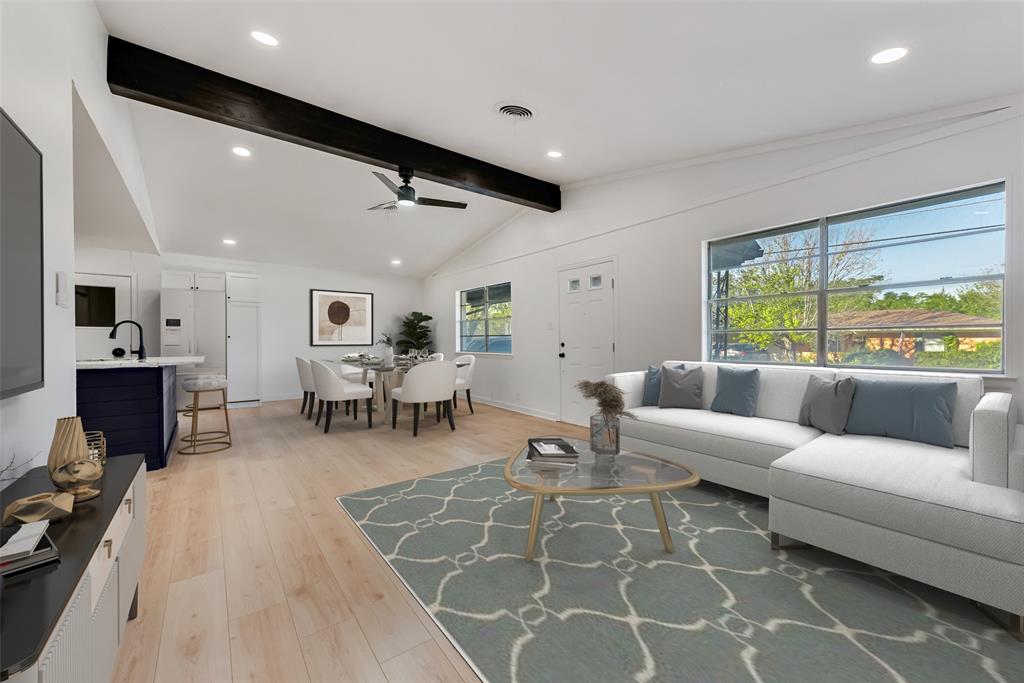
[470,396,559,422]
[227,400,261,409]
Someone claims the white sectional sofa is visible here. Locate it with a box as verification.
[607,361,1023,636]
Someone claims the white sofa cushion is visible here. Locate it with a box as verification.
[836,369,983,448]
[623,407,822,469]
[770,433,1024,564]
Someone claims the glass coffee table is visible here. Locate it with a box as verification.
[504,437,700,561]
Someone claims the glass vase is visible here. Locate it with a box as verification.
[590,414,620,455]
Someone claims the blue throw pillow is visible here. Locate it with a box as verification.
[710,366,760,417]
[642,364,683,406]
[845,379,957,448]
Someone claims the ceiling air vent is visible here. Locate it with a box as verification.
[496,103,533,121]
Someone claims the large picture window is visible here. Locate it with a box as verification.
[458,282,512,353]
[707,183,1005,371]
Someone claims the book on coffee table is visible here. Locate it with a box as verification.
[527,438,579,462]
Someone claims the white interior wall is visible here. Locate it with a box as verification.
[73,245,426,401]
[0,1,155,482]
[425,98,1024,421]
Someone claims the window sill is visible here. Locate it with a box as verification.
[458,351,514,358]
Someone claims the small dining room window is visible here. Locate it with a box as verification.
[457,282,512,353]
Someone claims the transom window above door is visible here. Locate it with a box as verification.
[706,182,1006,372]
[457,282,512,354]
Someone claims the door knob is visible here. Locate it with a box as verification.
[558,352,565,358]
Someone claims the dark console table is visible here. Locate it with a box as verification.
[1,453,147,682]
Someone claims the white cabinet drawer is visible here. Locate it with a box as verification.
[87,477,136,611]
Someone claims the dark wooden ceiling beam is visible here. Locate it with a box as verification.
[106,37,560,212]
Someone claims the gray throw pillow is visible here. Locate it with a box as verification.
[845,378,957,448]
[710,366,760,417]
[642,363,682,406]
[658,366,703,409]
[798,375,856,434]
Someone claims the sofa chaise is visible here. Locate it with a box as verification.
[607,361,1023,638]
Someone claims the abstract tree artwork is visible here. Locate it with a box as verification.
[310,289,373,346]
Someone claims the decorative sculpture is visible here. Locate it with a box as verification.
[2,491,74,526]
[47,417,102,502]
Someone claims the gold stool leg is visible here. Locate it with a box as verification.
[221,388,232,446]
[179,388,232,454]
[650,492,674,553]
[525,494,545,561]
[179,391,201,455]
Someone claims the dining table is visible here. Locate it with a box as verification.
[332,356,469,418]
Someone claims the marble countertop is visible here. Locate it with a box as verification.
[75,355,205,369]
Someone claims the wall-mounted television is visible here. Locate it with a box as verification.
[1,108,44,399]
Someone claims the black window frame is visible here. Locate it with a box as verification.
[457,282,512,354]
[705,182,1006,374]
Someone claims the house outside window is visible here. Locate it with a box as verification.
[706,183,1006,371]
[457,282,512,354]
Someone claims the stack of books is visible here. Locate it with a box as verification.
[526,438,579,468]
[1,520,60,577]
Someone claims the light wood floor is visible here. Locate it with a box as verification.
[113,398,585,683]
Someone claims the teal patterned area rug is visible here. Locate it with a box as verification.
[337,461,1024,683]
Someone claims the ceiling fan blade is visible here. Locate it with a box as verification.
[372,171,400,195]
[367,200,397,211]
[416,197,468,209]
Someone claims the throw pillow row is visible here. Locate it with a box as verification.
[643,362,958,448]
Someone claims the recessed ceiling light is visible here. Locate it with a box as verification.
[391,259,402,265]
[250,31,278,46]
[870,47,908,65]
[222,239,237,245]
[232,146,251,157]
[546,150,563,158]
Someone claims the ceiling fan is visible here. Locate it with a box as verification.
[367,167,468,211]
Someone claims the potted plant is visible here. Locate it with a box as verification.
[576,380,632,455]
[396,312,433,354]
[376,333,394,363]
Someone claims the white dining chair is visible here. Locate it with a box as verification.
[453,354,476,414]
[295,357,317,420]
[310,360,374,433]
[390,361,457,436]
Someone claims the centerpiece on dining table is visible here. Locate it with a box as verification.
[376,333,394,363]
[576,380,633,456]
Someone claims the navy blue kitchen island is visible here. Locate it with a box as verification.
[75,357,203,470]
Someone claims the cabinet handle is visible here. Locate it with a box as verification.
[103,538,113,559]
[124,498,133,515]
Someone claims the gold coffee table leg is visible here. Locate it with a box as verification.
[650,492,674,553]
[525,493,545,561]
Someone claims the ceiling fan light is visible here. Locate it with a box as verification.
[397,198,416,207]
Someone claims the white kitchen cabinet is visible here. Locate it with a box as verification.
[160,269,194,290]
[226,272,261,302]
[194,271,225,291]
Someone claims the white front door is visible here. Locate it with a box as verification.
[558,259,616,426]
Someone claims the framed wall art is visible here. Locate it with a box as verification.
[310,289,373,346]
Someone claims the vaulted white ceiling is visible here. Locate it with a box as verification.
[98,0,1024,275]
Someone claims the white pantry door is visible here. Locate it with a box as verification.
[558,259,616,426]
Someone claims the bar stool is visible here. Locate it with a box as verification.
[179,375,232,454]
